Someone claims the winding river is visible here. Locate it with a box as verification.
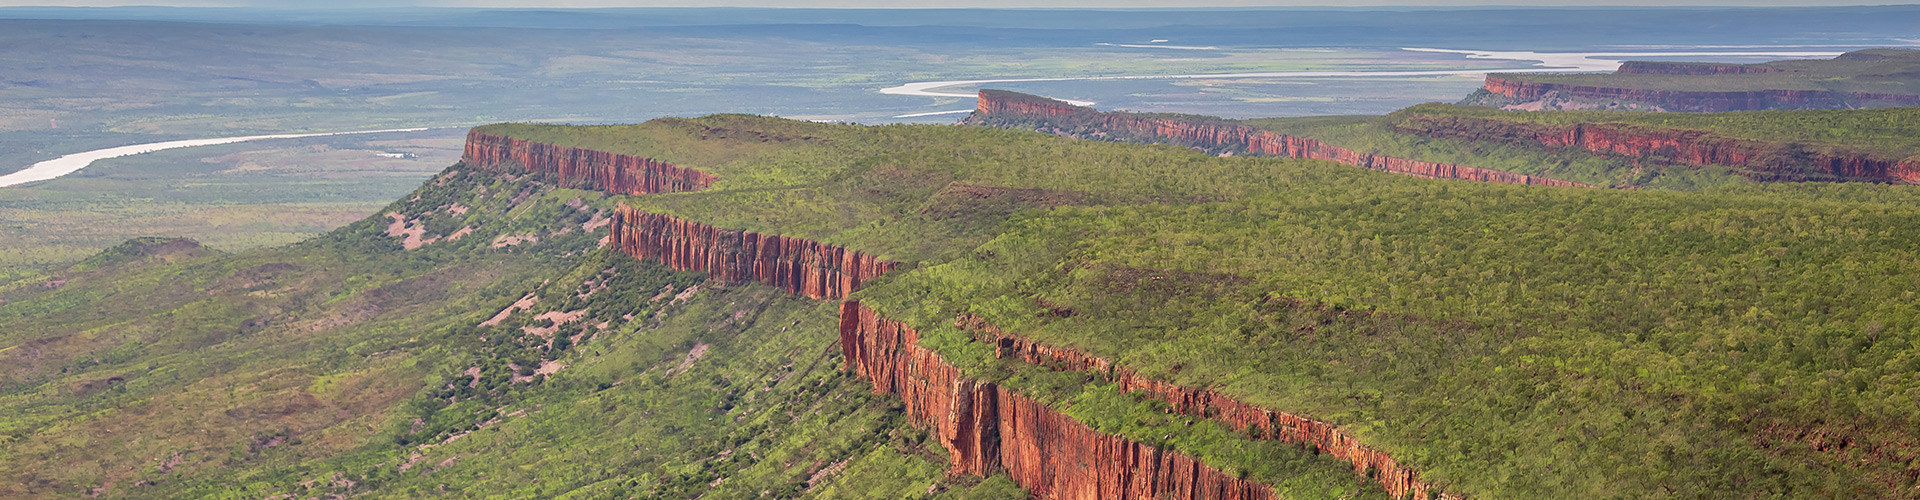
[0,127,435,188]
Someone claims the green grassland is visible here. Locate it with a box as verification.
[482,115,1920,498]
[0,131,463,284]
[1486,48,1920,95]
[0,156,1023,499]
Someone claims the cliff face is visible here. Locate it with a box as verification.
[974,89,1088,117]
[464,131,717,195]
[840,302,1281,500]
[1614,61,1788,76]
[1482,76,1920,113]
[475,129,1458,499]
[954,314,1454,500]
[1396,114,1920,183]
[610,207,897,300]
[971,91,1590,188]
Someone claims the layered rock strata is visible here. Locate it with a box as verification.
[1395,114,1920,183]
[1614,61,1789,76]
[464,131,716,195]
[970,91,1589,188]
[839,301,1280,500]
[475,128,1460,499]
[952,314,1456,500]
[610,206,897,300]
[1482,75,1920,112]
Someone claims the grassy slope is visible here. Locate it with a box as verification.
[0,158,1017,499]
[485,115,1920,499]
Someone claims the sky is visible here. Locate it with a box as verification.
[0,0,1904,7]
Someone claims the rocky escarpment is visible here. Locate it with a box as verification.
[609,206,897,300]
[968,90,1590,188]
[1481,75,1920,113]
[1395,113,1920,183]
[950,313,1456,500]
[1614,61,1789,76]
[480,128,1459,499]
[839,302,1282,500]
[464,131,716,195]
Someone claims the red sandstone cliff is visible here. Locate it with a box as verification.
[840,302,1282,500]
[975,89,1087,118]
[1614,61,1789,76]
[951,313,1456,500]
[970,90,1591,188]
[472,128,1462,499]
[464,130,717,195]
[610,206,897,300]
[1395,114,1920,184]
[1482,75,1920,113]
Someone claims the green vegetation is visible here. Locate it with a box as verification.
[0,132,462,284]
[1248,103,1920,189]
[481,115,1920,498]
[1486,48,1920,94]
[0,158,1022,499]
[1389,102,1920,160]
[15,107,1920,498]
[1244,113,1747,189]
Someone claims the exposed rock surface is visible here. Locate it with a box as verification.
[1396,113,1920,183]
[610,206,897,300]
[951,313,1457,500]
[968,90,1590,188]
[471,127,1459,500]
[1614,61,1790,76]
[463,130,716,195]
[1482,75,1920,113]
[840,301,1283,500]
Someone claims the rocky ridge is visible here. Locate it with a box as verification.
[465,126,1462,500]
[1394,112,1920,183]
[966,90,1591,188]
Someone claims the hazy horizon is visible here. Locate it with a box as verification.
[0,1,1911,9]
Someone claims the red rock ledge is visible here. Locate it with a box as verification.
[464,130,716,195]
[610,206,897,300]
[972,90,1590,188]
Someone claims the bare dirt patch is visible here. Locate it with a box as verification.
[480,293,538,327]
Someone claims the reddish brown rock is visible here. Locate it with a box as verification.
[1482,75,1920,112]
[611,206,897,300]
[464,130,716,195]
[1395,114,1920,183]
[1614,61,1790,76]
[841,302,1280,500]
[951,313,1458,500]
[972,90,1591,188]
[975,90,1086,117]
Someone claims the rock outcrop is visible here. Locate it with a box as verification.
[1614,61,1790,76]
[969,90,1590,188]
[474,128,1459,499]
[464,130,716,195]
[1482,75,1920,113]
[951,314,1457,500]
[610,206,897,300]
[840,301,1281,500]
[1395,113,1920,183]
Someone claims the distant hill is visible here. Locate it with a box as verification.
[1469,49,1920,111]
[968,90,1920,189]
